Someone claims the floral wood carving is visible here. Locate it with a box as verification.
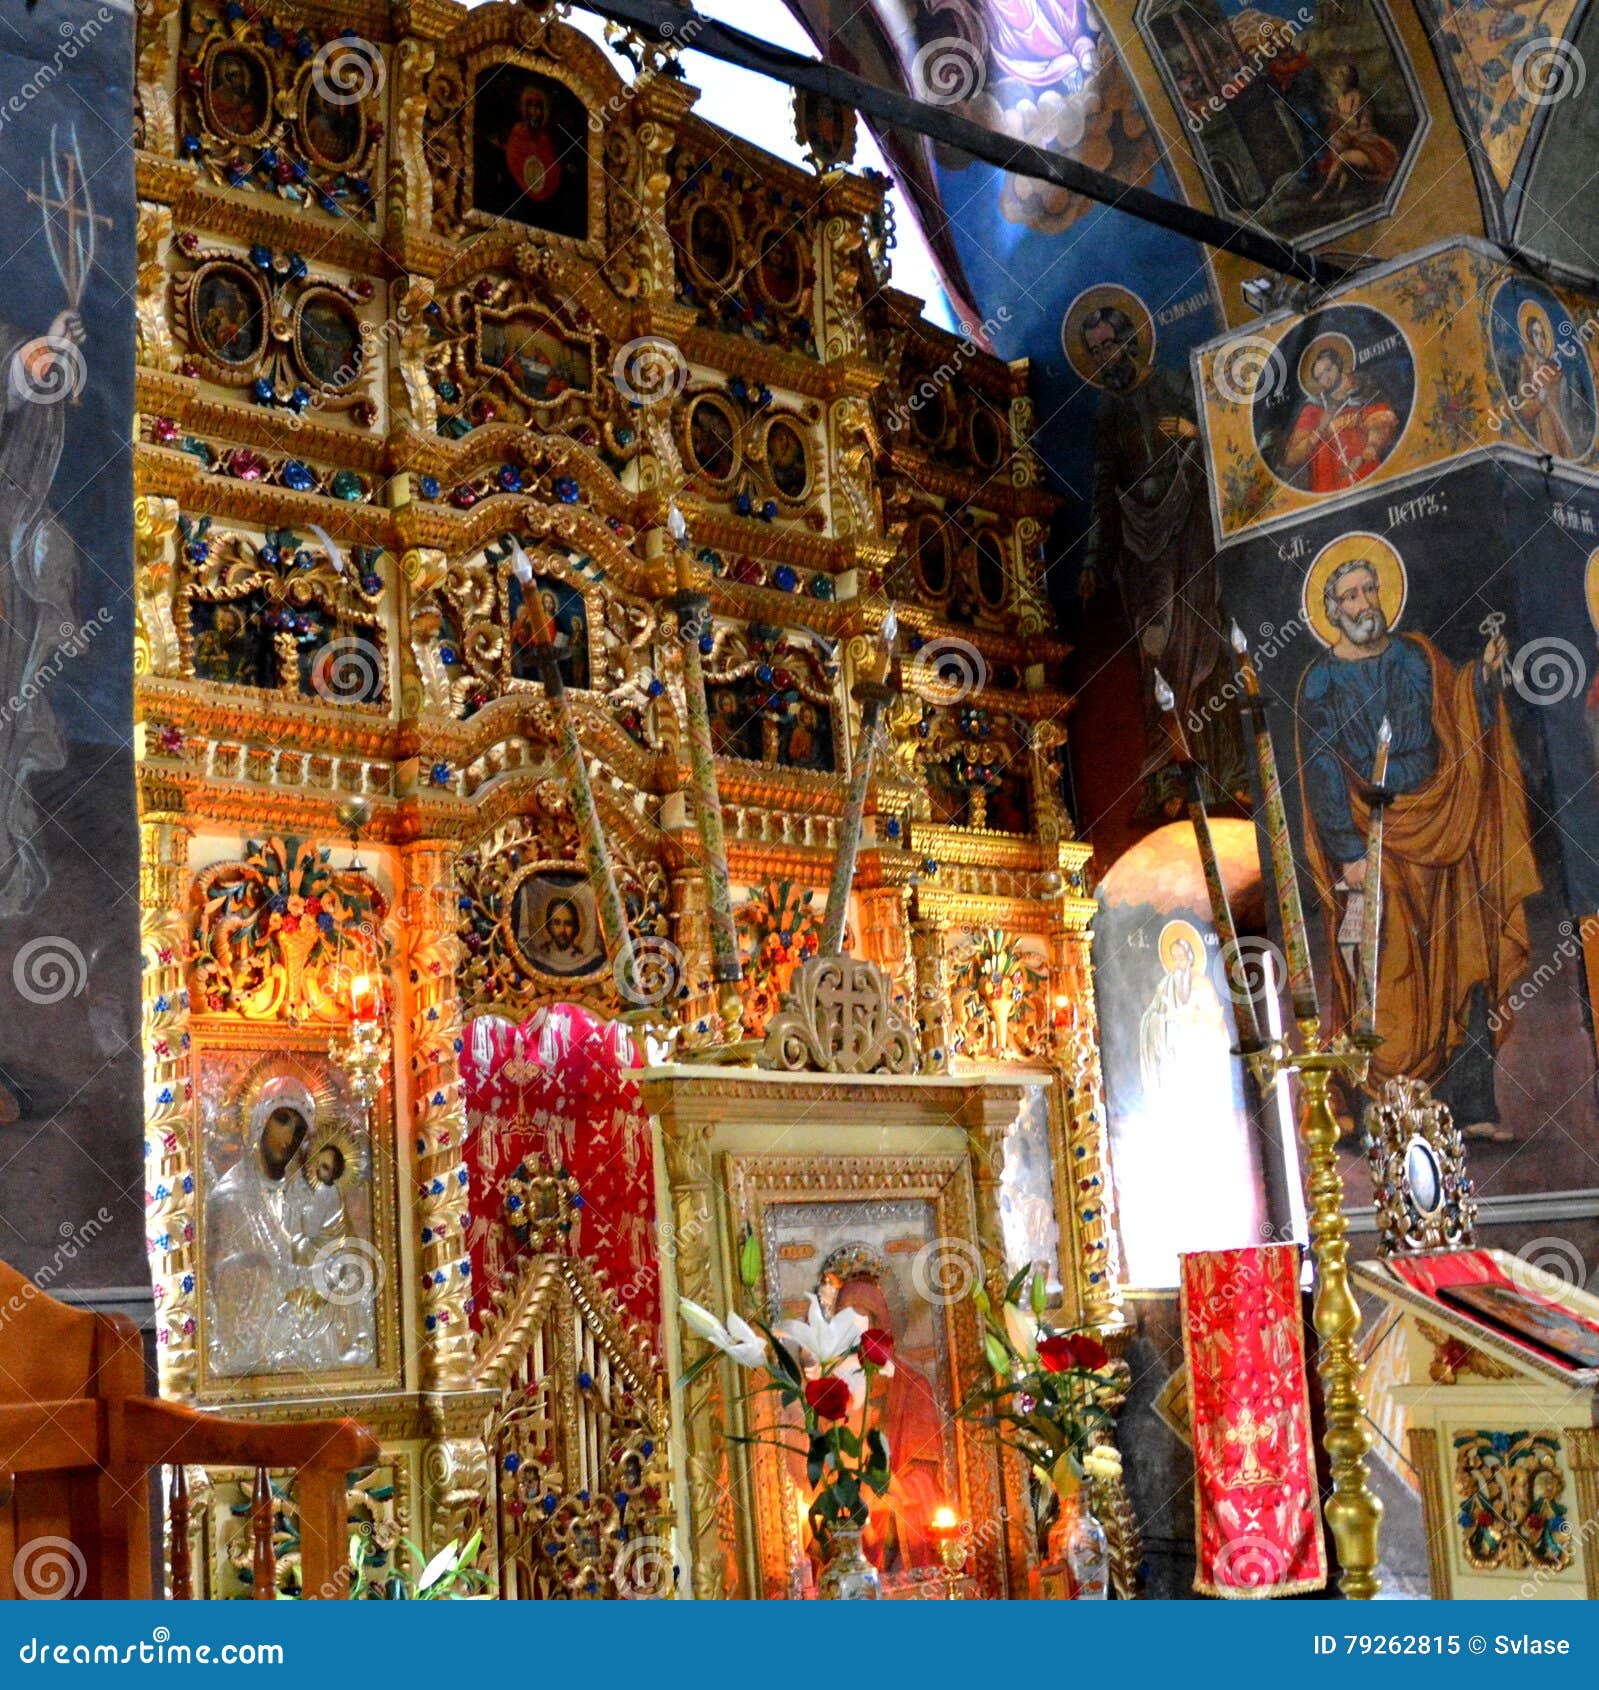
[191,836,389,1022]
[758,955,918,1076]
[1453,1429,1572,1573]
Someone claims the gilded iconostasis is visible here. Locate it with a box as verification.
[1,0,1599,1608]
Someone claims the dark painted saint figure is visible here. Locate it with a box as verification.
[0,309,84,917]
[1077,303,1248,815]
[1295,556,1538,1141]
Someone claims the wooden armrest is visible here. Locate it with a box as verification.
[118,1397,380,1472]
[0,1399,98,1472]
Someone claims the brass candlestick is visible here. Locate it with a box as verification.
[1229,628,1385,1599]
[1246,1026,1383,1599]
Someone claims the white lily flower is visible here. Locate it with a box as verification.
[1004,1301,1039,1362]
[679,1299,768,1369]
[776,1293,868,1368]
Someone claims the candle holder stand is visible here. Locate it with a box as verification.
[1246,1020,1383,1600]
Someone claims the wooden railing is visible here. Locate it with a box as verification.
[0,1258,378,1600]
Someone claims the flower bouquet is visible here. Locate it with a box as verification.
[678,1244,895,1598]
[960,1267,1122,1597]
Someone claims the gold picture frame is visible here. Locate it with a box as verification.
[726,1150,1010,1600]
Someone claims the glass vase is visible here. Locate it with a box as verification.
[1034,1488,1109,1600]
[816,1526,882,1600]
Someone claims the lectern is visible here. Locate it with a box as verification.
[1354,1078,1599,1598]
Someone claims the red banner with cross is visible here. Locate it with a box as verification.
[1180,1244,1326,1598]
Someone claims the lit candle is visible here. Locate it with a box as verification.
[1353,717,1392,1043]
[1231,622,1319,1024]
[1154,669,1261,1051]
[929,1506,960,1539]
[349,973,380,1025]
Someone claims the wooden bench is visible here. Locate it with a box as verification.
[0,1257,378,1598]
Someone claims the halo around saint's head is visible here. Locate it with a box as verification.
[1584,547,1599,638]
[1298,330,1357,398]
[1061,283,1155,392]
[302,1120,366,1190]
[1302,532,1408,648]
[1158,917,1204,972]
[1517,297,1556,348]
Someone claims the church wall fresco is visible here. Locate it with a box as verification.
[0,1,141,1290]
[1195,246,1599,1214]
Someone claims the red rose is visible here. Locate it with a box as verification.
[805,1376,852,1422]
[1036,1334,1076,1373]
[859,1328,894,1369]
[1068,1334,1109,1371]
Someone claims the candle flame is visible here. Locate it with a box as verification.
[1152,668,1175,712]
[930,1506,960,1535]
[509,536,534,585]
[882,604,898,649]
[1378,715,1392,745]
[1230,619,1248,655]
[667,502,687,545]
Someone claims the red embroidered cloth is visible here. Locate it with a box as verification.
[1180,1244,1326,1598]
[461,1005,659,1338]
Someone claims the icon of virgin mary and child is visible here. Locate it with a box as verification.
[205,1075,376,1377]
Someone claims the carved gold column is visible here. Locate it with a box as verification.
[651,1100,740,1600]
[1051,883,1123,1334]
[401,838,476,1391]
[1565,1429,1599,1599]
[909,908,952,1075]
[140,773,198,1397]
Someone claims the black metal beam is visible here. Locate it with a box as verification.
[571,0,1351,287]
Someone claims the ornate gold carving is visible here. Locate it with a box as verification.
[947,926,1050,1062]
[190,835,389,1022]
[143,801,199,1397]
[1367,1075,1478,1255]
[402,840,476,1390]
[759,954,918,1075]
[1417,1317,1519,1384]
[1453,1429,1573,1573]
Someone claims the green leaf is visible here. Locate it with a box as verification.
[1004,1264,1031,1306]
